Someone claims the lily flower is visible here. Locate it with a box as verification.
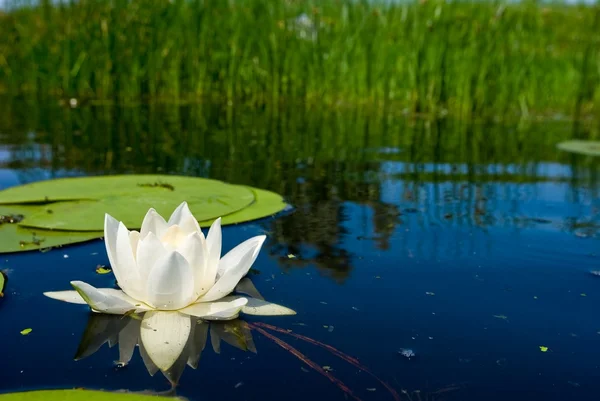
[45,201,295,321]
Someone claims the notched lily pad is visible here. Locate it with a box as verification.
[557,140,600,156]
[3,176,254,231]
[0,176,288,253]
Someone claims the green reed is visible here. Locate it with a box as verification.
[0,0,599,121]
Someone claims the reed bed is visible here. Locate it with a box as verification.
[0,0,599,121]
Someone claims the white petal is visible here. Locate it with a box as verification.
[118,318,141,365]
[203,217,222,287]
[44,290,87,304]
[179,297,247,318]
[44,288,149,310]
[104,214,121,283]
[199,235,266,302]
[177,232,208,299]
[140,311,191,371]
[116,222,143,299]
[145,251,194,310]
[140,208,168,240]
[179,215,202,236]
[160,225,189,250]
[217,236,265,278]
[70,281,136,315]
[139,342,159,376]
[168,202,195,228]
[129,230,140,260]
[136,232,166,285]
[241,297,297,316]
[234,278,264,300]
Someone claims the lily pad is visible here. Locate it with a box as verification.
[0,177,288,253]
[201,187,288,226]
[0,271,5,297]
[0,205,101,254]
[0,389,175,400]
[557,140,600,156]
[1,175,254,231]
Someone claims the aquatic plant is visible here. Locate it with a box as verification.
[0,0,599,121]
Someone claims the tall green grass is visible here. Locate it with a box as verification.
[1,0,599,121]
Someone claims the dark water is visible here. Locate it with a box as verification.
[1,98,600,401]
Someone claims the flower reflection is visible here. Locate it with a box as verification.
[75,310,257,387]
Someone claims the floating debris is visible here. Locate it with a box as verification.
[322,366,333,372]
[95,265,112,274]
[496,358,507,367]
[539,346,549,352]
[234,382,244,389]
[590,270,600,277]
[425,292,435,296]
[493,314,509,321]
[320,301,328,305]
[351,306,359,311]
[300,366,309,373]
[63,254,69,259]
[0,214,24,225]
[328,325,335,333]
[580,293,587,297]
[568,381,581,388]
[398,348,415,359]
[287,254,296,259]
[366,388,377,392]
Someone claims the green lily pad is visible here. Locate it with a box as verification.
[0,205,101,254]
[0,270,6,297]
[0,175,254,231]
[557,140,600,156]
[0,389,176,400]
[0,177,288,253]
[200,187,288,226]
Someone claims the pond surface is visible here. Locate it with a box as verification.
[1,99,599,401]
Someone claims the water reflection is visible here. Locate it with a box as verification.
[1,97,599,282]
[76,312,256,391]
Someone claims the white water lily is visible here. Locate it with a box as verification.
[44,201,296,322]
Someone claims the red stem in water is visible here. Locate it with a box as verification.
[248,323,363,401]
[252,322,401,401]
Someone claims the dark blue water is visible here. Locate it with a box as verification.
[1,101,600,401]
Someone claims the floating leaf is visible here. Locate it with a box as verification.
[0,204,102,254]
[95,266,112,274]
[0,271,5,297]
[0,177,288,253]
[557,140,600,157]
[0,389,174,400]
[199,187,287,226]
[539,346,549,352]
[0,175,254,231]
[20,328,32,335]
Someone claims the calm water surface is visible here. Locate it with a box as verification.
[1,99,599,401]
